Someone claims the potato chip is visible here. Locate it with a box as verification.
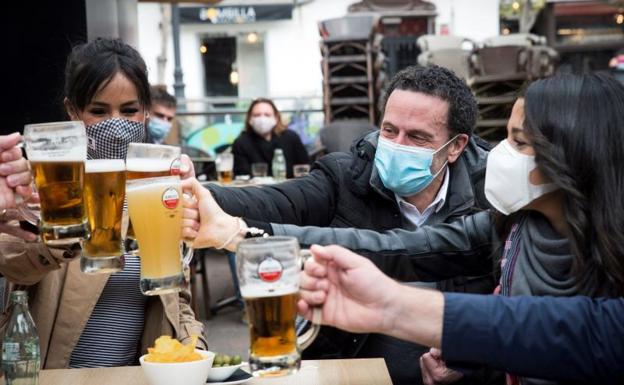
[144,335,203,363]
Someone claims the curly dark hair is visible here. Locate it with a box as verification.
[378,65,477,136]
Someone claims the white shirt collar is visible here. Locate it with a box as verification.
[395,167,450,228]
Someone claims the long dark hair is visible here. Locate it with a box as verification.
[523,73,624,296]
[243,98,286,135]
[64,38,151,112]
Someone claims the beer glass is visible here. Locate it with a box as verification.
[125,143,181,241]
[216,152,233,184]
[251,162,268,178]
[81,159,126,274]
[23,121,89,245]
[126,176,185,295]
[237,237,321,377]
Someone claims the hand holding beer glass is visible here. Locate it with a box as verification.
[126,175,186,295]
[23,121,89,245]
[237,237,321,377]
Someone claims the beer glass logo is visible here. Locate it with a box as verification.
[170,158,182,176]
[162,187,180,209]
[31,135,79,151]
[257,255,283,283]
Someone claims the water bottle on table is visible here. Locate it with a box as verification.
[272,148,287,182]
[2,291,40,385]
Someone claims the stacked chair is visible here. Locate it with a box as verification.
[469,33,558,141]
[416,32,558,142]
[319,15,387,125]
[417,35,475,80]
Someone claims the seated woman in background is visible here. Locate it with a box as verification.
[232,98,309,179]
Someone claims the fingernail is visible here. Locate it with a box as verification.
[0,164,11,174]
[1,152,14,162]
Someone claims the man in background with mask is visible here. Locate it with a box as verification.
[201,65,492,384]
[147,86,176,145]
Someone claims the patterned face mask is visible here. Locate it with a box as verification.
[86,118,145,159]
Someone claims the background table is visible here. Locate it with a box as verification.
[36,359,392,385]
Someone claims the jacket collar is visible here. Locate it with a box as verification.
[348,130,483,218]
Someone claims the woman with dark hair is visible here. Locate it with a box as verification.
[0,37,205,370]
[182,73,624,384]
[231,98,309,178]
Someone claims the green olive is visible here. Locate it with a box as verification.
[222,355,231,365]
[231,355,242,365]
[213,355,224,366]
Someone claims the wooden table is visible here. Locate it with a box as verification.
[36,359,391,385]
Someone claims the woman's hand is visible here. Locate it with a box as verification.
[181,178,241,251]
[0,133,33,208]
[180,154,196,180]
[298,244,401,335]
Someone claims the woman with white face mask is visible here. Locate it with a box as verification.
[0,37,205,370]
[182,74,624,385]
[231,98,309,179]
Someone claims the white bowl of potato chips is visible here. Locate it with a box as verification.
[140,336,215,385]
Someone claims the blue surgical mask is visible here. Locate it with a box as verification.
[148,117,172,142]
[374,135,456,197]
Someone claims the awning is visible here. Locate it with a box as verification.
[179,3,294,24]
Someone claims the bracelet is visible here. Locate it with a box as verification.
[216,217,243,250]
[215,217,269,250]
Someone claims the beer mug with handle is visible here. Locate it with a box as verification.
[23,121,89,245]
[125,143,181,242]
[81,159,126,274]
[126,175,185,295]
[237,236,321,377]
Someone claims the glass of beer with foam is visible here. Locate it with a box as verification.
[23,121,89,245]
[125,143,181,242]
[126,175,185,295]
[237,237,321,377]
[81,159,126,274]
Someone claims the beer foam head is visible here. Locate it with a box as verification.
[241,283,298,299]
[126,175,180,193]
[126,158,172,172]
[85,159,125,173]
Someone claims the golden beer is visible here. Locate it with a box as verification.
[32,161,85,226]
[126,176,184,295]
[24,121,89,245]
[82,160,126,273]
[245,292,298,357]
[125,159,176,240]
[237,237,321,377]
[218,170,233,184]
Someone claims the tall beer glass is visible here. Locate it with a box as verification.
[81,159,126,274]
[237,237,321,377]
[126,176,185,295]
[125,143,181,241]
[23,121,89,245]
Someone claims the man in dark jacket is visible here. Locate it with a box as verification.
[206,65,493,384]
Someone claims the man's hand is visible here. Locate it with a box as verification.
[181,178,240,251]
[420,348,464,385]
[298,244,401,335]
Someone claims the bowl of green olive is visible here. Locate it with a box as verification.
[207,353,245,382]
